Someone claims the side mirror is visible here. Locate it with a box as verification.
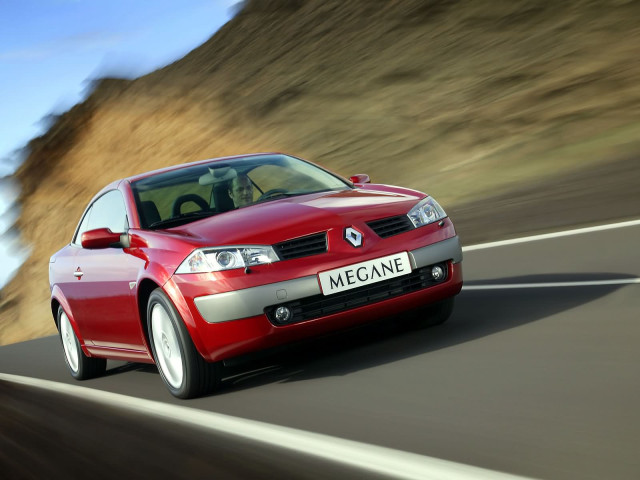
[349,174,371,184]
[81,228,129,249]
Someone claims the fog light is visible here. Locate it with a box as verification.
[274,306,292,324]
[431,265,444,281]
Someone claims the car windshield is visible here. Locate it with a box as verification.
[131,154,351,229]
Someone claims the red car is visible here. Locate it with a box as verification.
[50,153,463,398]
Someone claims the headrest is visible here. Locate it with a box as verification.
[140,201,161,227]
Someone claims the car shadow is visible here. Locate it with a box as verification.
[213,272,634,394]
[103,362,158,377]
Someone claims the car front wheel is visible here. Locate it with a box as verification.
[58,307,106,380]
[147,289,220,399]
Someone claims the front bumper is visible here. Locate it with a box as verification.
[193,260,462,362]
[194,236,462,324]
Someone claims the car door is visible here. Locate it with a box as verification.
[66,189,146,351]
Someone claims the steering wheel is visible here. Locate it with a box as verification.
[258,188,288,202]
[171,194,209,217]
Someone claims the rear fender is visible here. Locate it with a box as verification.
[50,286,93,357]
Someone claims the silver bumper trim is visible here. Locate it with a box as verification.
[194,236,462,323]
[408,235,462,268]
[194,275,321,323]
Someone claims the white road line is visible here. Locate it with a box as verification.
[463,278,640,290]
[4,221,635,478]
[462,218,640,252]
[0,373,530,480]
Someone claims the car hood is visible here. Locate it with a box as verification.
[169,187,423,246]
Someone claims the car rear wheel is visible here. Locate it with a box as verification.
[57,307,106,380]
[408,297,455,329]
[147,289,220,399]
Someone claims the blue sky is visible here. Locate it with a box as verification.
[0,0,237,287]
[0,0,237,172]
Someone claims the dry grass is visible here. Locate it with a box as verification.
[2,0,640,344]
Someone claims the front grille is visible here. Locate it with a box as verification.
[265,262,448,325]
[274,232,327,260]
[367,215,414,238]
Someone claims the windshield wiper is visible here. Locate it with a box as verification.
[255,192,297,203]
[148,210,218,229]
[255,189,336,204]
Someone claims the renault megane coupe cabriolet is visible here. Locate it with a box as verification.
[49,153,463,398]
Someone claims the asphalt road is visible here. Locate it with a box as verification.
[1,222,639,479]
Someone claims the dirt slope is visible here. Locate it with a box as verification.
[2,0,640,344]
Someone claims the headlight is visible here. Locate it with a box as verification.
[175,246,280,274]
[407,197,447,228]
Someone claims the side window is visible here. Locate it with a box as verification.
[89,190,129,234]
[73,190,128,245]
[72,206,93,245]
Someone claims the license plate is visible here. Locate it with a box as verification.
[318,252,412,296]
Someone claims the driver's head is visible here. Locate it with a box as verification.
[228,174,254,207]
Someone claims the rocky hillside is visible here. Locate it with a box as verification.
[2,0,640,344]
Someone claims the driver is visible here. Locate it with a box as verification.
[228,174,254,207]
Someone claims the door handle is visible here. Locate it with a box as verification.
[74,268,84,278]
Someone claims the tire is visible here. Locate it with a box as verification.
[407,297,455,329]
[147,289,220,399]
[57,306,106,380]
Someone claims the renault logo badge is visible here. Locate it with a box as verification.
[344,227,363,248]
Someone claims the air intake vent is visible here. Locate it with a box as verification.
[265,262,449,325]
[367,215,414,238]
[274,232,327,260]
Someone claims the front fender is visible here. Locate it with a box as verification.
[135,260,206,356]
[160,275,209,360]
